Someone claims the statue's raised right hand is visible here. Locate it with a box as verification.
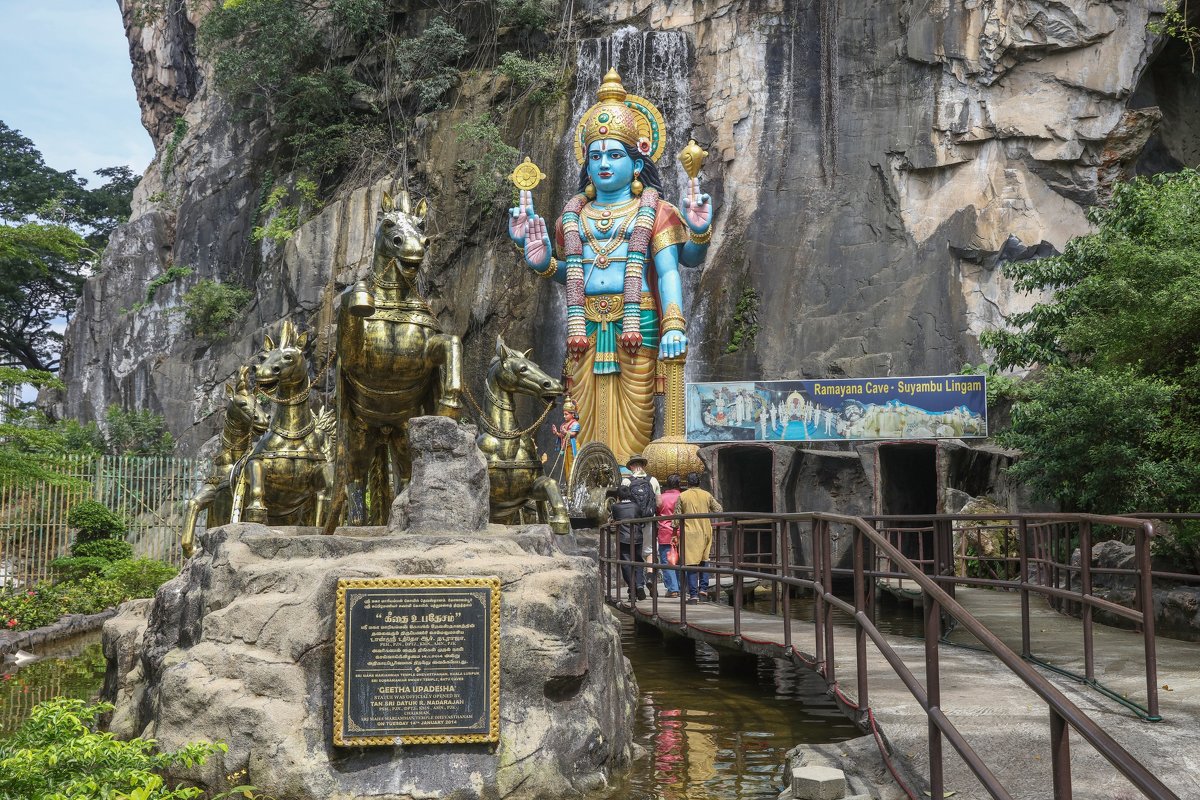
[508,189,534,245]
[524,214,553,271]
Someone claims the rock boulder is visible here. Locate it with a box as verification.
[102,523,637,799]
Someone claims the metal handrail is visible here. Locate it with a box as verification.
[863,512,1167,718]
[600,510,1178,800]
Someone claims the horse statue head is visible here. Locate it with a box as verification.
[225,365,270,434]
[376,190,429,283]
[256,320,310,396]
[490,336,564,402]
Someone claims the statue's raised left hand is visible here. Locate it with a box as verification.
[682,177,712,234]
[660,330,688,360]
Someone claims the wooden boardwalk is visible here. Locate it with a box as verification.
[615,587,1200,799]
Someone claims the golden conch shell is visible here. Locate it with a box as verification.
[509,157,547,191]
[678,140,709,179]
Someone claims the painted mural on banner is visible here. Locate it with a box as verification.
[686,376,987,443]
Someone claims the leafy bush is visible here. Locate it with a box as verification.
[49,557,111,583]
[180,279,253,342]
[496,0,557,29]
[138,264,193,309]
[454,116,520,209]
[72,537,135,561]
[50,575,128,616]
[497,51,561,103]
[104,558,179,599]
[67,500,126,543]
[0,698,226,800]
[394,17,469,111]
[199,0,391,175]
[0,588,61,631]
[162,116,189,179]
[105,405,174,455]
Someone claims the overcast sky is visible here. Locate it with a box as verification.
[0,1,154,183]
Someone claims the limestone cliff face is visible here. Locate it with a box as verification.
[59,0,1191,455]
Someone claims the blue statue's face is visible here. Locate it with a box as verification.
[587,139,643,195]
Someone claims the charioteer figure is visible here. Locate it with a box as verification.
[508,68,714,464]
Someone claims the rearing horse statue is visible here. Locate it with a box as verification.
[474,336,571,534]
[181,366,269,556]
[243,322,335,526]
[331,190,464,526]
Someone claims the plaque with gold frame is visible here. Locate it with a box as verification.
[333,576,501,746]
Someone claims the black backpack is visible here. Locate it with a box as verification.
[627,475,656,517]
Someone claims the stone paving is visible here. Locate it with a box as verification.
[621,588,1200,799]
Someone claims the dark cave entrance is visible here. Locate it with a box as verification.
[716,446,775,568]
[878,443,938,565]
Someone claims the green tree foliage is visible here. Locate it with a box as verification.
[0,367,102,487]
[0,222,87,371]
[497,51,562,103]
[454,116,520,209]
[197,1,552,181]
[103,405,175,456]
[198,0,389,176]
[0,122,136,371]
[0,699,226,800]
[394,16,470,111]
[180,279,254,341]
[983,169,1200,519]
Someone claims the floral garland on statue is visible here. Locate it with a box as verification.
[563,188,660,349]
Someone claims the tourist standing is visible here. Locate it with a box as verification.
[656,474,683,598]
[611,485,642,604]
[677,471,723,603]
[621,453,660,596]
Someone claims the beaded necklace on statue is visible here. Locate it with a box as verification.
[563,188,660,344]
[582,197,639,234]
[581,208,636,269]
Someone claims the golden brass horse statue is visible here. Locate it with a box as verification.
[181,366,269,556]
[474,336,570,533]
[331,190,464,526]
[243,322,335,525]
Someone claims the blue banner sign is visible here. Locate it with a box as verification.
[686,376,987,443]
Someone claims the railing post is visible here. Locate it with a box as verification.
[1136,525,1160,721]
[823,520,836,685]
[733,519,743,638]
[1049,708,1072,800]
[813,518,826,676]
[1079,521,1094,683]
[925,593,944,799]
[679,514,688,625]
[781,520,792,650]
[1019,518,1031,659]
[854,528,869,717]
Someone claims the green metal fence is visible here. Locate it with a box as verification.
[0,455,207,588]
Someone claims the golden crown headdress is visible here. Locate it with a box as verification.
[562,394,578,414]
[574,69,667,165]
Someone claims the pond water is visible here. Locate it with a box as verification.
[0,631,106,738]
[600,612,860,800]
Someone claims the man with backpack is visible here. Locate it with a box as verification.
[620,453,660,599]
[610,484,643,605]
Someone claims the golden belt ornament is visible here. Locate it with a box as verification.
[584,294,655,332]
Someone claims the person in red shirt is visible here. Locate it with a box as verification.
[655,474,683,598]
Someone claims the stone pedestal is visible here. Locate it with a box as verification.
[103,522,637,799]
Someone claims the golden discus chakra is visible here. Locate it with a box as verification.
[509,157,547,191]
